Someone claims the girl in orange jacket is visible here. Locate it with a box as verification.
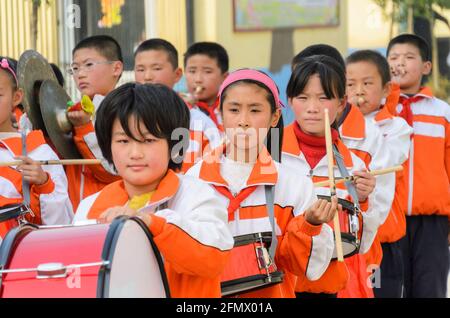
[73,83,233,298]
[187,69,340,298]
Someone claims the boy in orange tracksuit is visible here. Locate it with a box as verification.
[134,38,222,172]
[183,42,229,131]
[346,50,413,297]
[387,33,449,298]
[66,35,123,211]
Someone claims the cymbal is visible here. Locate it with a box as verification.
[39,80,82,159]
[17,50,57,133]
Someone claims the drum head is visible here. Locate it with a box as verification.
[103,218,169,298]
[331,233,359,260]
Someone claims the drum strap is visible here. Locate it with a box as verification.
[332,145,360,211]
[21,130,30,207]
[265,185,277,259]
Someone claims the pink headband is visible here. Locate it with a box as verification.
[0,58,18,86]
[218,69,284,109]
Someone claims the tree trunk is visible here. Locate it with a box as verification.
[407,4,414,33]
[431,18,440,91]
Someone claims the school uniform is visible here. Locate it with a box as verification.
[73,169,234,298]
[192,98,224,131]
[187,146,334,298]
[395,87,450,298]
[0,130,74,235]
[363,84,413,298]
[282,123,377,297]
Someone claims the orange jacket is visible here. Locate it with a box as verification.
[396,87,450,217]
[187,147,330,298]
[67,122,121,211]
[282,125,374,295]
[74,170,234,298]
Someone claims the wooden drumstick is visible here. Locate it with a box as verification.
[314,165,403,187]
[324,109,344,262]
[0,159,102,167]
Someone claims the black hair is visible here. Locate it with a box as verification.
[387,33,431,62]
[292,44,345,70]
[134,38,179,69]
[219,72,284,162]
[0,56,18,90]
[287,55,346,100]
[346,50,391,86]
[50,63,65,87]
[95,83,190,171]
[184,42,229,74]
[73,35,123,63]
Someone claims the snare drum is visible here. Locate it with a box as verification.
[0,205,30,239]
[220,232,283,297]
[317,195,360,259]
[0,216,170,298]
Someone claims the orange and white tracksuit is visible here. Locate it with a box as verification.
[282,124,378,295]
[396,87,450,217]
[0,131,74,230]
[66,95,121,211]
[180,107,222,173]
[187,147,334,298]
[73,169,234,298]
[365,98,413,243]
[336,104,396,298]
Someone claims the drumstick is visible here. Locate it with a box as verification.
[324,109,344,262]
[0,159,102,167]
[314,165,403,187]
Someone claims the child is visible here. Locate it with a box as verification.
[283,55,378,298]
[386,33,450,298]
[346,50,413,298]
[0,56,73,235]
[183,42,229,131]
[134,38,222,172]
[73,83,234,298]
[292,45,396,298]
[66,35,124,211]
[187,69,336,298]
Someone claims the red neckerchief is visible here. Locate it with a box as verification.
[398,95,425,127]
[197,98,220,127]
[293,122,339,169]
[214,186,258,221]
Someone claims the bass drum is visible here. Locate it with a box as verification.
[0,216,170,298]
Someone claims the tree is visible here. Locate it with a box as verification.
[373,0,450,90]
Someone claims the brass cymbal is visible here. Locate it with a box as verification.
[39,80,82,159]
[17,50,57,134]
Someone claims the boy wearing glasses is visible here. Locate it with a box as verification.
[65,35,123,211]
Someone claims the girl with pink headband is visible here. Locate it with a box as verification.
[187,68,337,298]
[0,56,73,234]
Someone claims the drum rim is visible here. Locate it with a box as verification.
[221,271,284,297]
[0,223,38,295]
[331,232,360,260]
[233,232,273,247]
[97,216,171,298]
[0,205,29,223]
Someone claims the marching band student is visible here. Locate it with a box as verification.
[187,69,336,298]
[283,55,377,298]
[73,83,234,298]
[183,42,229,131]
[292,45,395,298]
[386,33,450,298]
[346,49,413,298]
[0,56,73,233]
[66,35,123,211]
[134,38,222,172]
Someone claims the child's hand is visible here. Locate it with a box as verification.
[305,196,340,226]
[99,206,153,227]
[67,110,92,127]
[15,156,48,186]
[353,170,376,202]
